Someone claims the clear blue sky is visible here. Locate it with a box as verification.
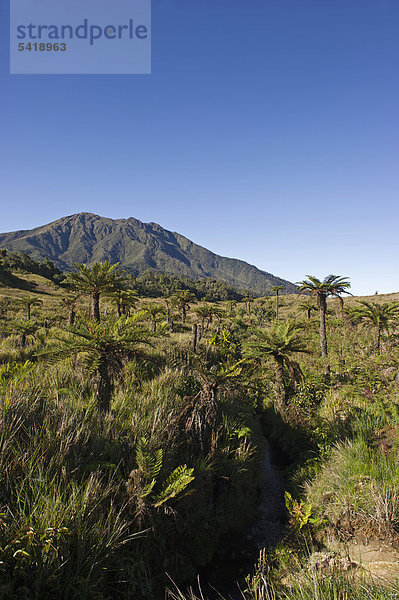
[1,0,398,295]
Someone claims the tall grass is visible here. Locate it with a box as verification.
[306,437,399,535]
[0,330,261,598]
[167,570,399,600]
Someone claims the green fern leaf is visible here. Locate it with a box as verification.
[152,465,195,507]
[136,438,163,481]
[141,478,156,499]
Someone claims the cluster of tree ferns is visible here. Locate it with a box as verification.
[0,263,399,600]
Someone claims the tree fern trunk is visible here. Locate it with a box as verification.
[274,355,286,412]
[319,295,328,356]
[69,307,75,327]
[92,292,100,323]
[376,325,381,354]
[94,362,112,411]
[191,324,197,352]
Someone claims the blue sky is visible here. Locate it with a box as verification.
[0,0,398,295]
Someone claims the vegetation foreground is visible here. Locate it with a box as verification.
[1,254,399,599]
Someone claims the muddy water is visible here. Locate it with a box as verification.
[195,443,287,599]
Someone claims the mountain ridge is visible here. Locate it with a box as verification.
[0,213,297,295]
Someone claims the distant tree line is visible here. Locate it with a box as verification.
[133,270,248,301]
[0,249,62,282]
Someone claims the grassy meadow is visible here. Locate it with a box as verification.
[1,264,399,600]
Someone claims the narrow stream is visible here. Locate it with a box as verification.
[194,442,287,599]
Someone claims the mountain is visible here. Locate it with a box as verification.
[0,213,297,295]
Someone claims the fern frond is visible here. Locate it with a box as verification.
[141,478,156,499]
[153,465,195,507]
[136,438,163,481]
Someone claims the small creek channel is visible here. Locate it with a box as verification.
[193,442,288,599]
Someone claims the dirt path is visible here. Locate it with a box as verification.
[246,444,286,550]
[195,443,287,600]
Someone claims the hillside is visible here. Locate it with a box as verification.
[0,213,296,295]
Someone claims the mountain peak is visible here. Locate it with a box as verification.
[0,214,296,294]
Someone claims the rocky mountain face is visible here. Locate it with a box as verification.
[0,213,297,294]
